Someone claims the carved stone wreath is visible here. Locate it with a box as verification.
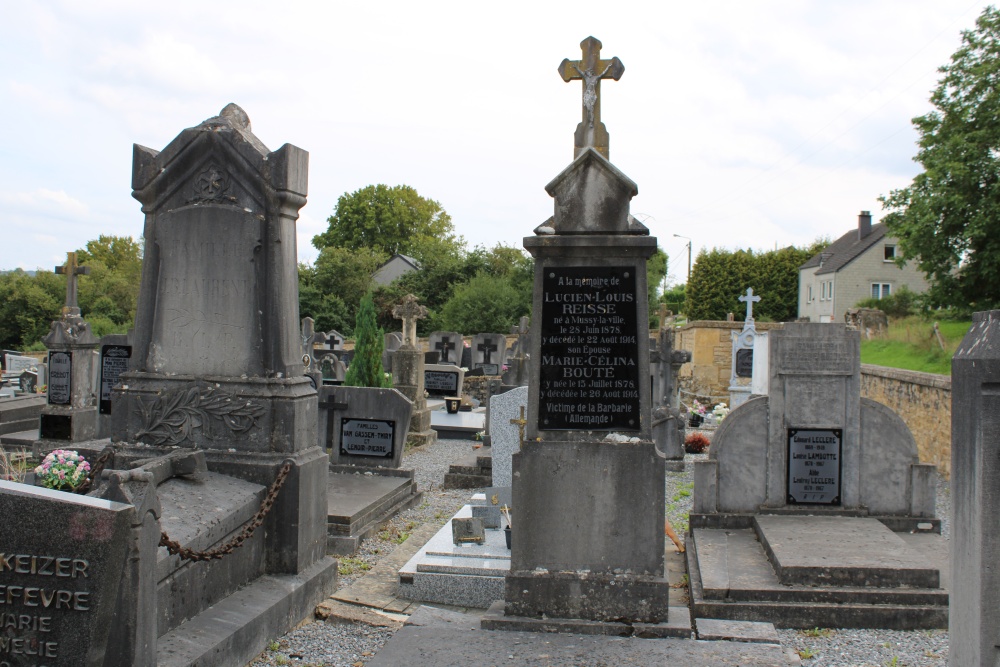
[134,385,266,446]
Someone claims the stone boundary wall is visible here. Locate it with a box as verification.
[674,321,785,404]
[860,364,951,478]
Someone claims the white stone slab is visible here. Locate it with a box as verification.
[489,386,528,488]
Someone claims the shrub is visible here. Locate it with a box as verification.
[684,433,711,454]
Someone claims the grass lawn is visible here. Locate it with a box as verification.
[859,316,970,376]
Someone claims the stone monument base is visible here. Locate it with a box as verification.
[503,570,673,623]
[482,600,691,638]
[327,464,422,555]
[36,405,98,451]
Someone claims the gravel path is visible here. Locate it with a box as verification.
[248,434,952,667]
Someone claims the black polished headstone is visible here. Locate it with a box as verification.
[735,348,753,378]
[99,344,132,415]
[48,351,72,406]
[787,428,842,505]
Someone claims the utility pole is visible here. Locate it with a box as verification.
[673,234,692,282]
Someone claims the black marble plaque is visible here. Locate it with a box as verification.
[40,413,72,440]
[538,266,641,431]
[787,428,842,505]
[340,418,394,458]
[48,351,72,406]
[735,348,754,378]
[99,344,132,415]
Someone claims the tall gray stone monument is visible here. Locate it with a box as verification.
[951,310,1000,666]
[494,38,669,626]
[110,104,336,664]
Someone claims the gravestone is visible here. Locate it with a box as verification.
[36,252,101,448]
[319,385,412,468]
[501,316,530,389]
[5,354,40,376]
[688,322,945,628]
[320,330,345,352]
[471,333,507,375]
[107,104,336,665]
[750,331,769,396]
[0,480,136,666]
[486,37,674,631]
[651,311,689,470]
[424,364,465,397]
[97,333,132,438]
[489,385,528,489]
[950,310,1000,666]
[391,295,436,448]
[428,331,463,366]
[381,331,403,373]
[318,353,346,385]
[728,287,760,409]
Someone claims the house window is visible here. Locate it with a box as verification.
[827,281,834,301]
[807,285,813,302]
[884,245,896,261]
[871,283,892,299]
[821,282,826,300]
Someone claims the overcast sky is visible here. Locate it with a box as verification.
[0,1,991,284]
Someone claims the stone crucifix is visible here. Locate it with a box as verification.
[478,340,498,364]
[392,294,427,350]
[558,36,624,160]
[739,287,762,323]
[55,251,91,318]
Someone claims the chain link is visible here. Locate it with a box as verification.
[75,446,116,495]
[159,461,294,562]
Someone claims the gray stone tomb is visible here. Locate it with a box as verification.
[424,363,465,397]
[688,321,946,629]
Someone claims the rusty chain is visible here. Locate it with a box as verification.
[75,446,116,495]
[159,461,294,562]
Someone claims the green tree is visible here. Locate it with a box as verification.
[76,235,143,327]
[313,184,462,262]
[647,248,668,325]
[437,272,529,333]
[0,270,62,349]
[880,6,1000,310]
[661,283,686,314]
[344,293,391,388]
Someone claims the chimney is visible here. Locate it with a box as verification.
[858,210,872,240]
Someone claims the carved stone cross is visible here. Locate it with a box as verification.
[392,294,427,349]
[55,251,90,317]
[739,288,762,323]
[558,36,624,160]
[478,341,498,364]
[435,337,456,364]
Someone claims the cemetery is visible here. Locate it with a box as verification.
[0,21,997,667]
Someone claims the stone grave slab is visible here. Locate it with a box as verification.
[695,618,780,644]
[754,515,939,588]
[326,470,422,555]
[430,408,484,439]
[428,331,463,366]
[397,505,510,609]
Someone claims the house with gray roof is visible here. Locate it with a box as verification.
[798,210,929,322]
[372,254,420,286]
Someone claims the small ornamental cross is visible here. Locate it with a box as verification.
[558,36,624,160]
[510,405,528,445]
[739,288,762,323]
[392,294,427,349]
[55,251,90,317]
[435,337,456,364]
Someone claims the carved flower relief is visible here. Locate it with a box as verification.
[134,385,265,446]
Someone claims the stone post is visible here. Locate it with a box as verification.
[951,309,1000,667]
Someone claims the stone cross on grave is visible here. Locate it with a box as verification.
[558,36,624,160]
[478,340,498,364]
[55,251,91,318]
[739,287,762,324]
[392,294,427,349]
[435,337,456,364]
[317,395,349,451]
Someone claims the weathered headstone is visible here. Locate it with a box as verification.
[424,364,465,397]
[108,104,336,665]
[950,310,1000,666]
[381,331,403,373]
[96,333,132,438]
[391,295,436,448]
[319,385,412,468]
[501,316,530,389]
[471,333,507,375]
[0,480,135,666]
[488,37,670,629]
[4,354,40,375]
[428,331,463,366]
[652,314,689,470]
[36,252,101,447]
